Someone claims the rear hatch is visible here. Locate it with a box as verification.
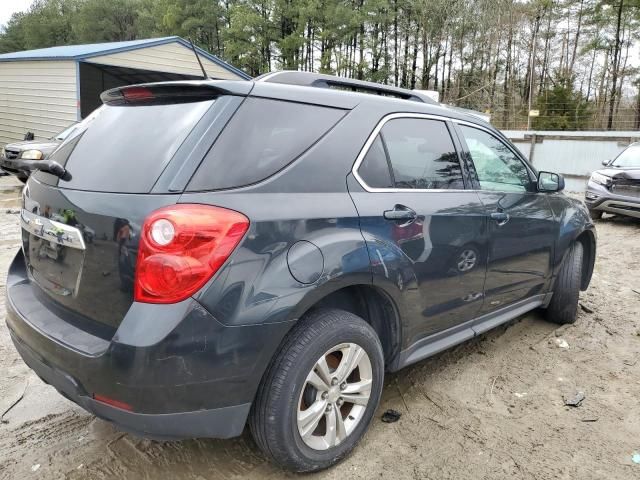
[20,82,249,334]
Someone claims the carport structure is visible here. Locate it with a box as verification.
[0,36,250,146]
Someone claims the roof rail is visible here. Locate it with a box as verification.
[255,71,439,105]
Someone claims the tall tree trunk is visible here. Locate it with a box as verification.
[585,48,596,101]
[502,8,513,129]
[568,0,583,77]
[358,0,365,80]
[410,31,419,89]
[401,16,411,87]
[607,0,624,130]
[393,0,399,86]
[635,87,640,129]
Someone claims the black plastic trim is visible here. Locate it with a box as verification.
[393,294,551,371]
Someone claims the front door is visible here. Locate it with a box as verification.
[455,123,557,313]
[349,115,488,348]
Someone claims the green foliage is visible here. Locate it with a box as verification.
[0,0,77,51]
[533,80,592,130]
[73,0,141,42]
[0,0,638,130]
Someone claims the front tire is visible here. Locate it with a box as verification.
[544,242,584,324]
[250,308,384,472]
[589,209,603,220]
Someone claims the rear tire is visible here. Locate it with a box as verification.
[589,209,603,220]
[250,308,384,472]
[544,242,583,325]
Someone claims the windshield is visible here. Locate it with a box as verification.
[612,145,640,168]
[50,123,78,141]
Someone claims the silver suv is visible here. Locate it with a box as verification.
[586,142,640,219]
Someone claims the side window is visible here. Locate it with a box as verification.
[381,118,464,190]
[358,135,393,188]
[459,125,534,193]
[187,98,345,191]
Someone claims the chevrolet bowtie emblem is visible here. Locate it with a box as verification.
[20,209,86,251]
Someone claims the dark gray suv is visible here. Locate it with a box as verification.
[5,72,596,472]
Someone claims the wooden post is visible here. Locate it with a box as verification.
[529,133,537,165]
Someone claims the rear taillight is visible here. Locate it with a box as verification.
[134,204,249,304]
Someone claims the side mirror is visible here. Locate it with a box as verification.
[23,131,34,141]
[602,159,610,166]
[538,171,565,193]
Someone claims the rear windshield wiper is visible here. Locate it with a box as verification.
[13,159,70,180]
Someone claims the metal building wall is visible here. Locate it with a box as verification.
[0,60,78,146]
[85,42,242,80]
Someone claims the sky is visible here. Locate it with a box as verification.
[0,0,33,28]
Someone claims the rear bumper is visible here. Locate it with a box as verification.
[5,249,293,439]
[10,329,251,440]
[585,180,640,219]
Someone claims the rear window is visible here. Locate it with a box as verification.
[45,101,214,193]
[186,98,345,191]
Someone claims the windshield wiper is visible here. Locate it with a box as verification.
[13,159,70,180]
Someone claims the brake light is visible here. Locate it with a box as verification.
[134,204,249,304]
[122,86,154,102]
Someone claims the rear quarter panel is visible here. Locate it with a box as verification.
[179,190,372,327]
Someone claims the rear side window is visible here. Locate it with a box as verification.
[48,101,214,193]
[187,98,345,191]
[359,117,464,190]
[358,135,393,188]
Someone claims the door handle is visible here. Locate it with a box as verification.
[383,205,417,223]
[490,211,510,226]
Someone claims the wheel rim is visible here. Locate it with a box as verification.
[297,342,373,450]
[457,249,477,272]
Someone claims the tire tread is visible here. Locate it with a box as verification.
[545,242,583,324]
[249,308,383,472]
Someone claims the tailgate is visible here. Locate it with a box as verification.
[16,82,251,332]
[21,179,178,330]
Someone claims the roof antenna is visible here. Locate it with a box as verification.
[189,38,209,80]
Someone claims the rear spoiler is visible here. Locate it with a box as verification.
[100,80,253,106]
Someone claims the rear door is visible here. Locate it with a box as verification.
[348,114,488,347]
[454,122,556,313]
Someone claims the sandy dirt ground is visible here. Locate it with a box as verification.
[0,174,639,480]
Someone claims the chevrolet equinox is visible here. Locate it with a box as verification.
[6,72,596,472]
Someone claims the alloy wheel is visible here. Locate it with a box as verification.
[297,342,373,450]
[457,248,477,272]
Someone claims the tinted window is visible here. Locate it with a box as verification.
[188,98,344,191]
[381,118,463,189]
[612,144,640,168]
[460,125,534,192]
[358,135,392,188]
[48,101,214,193]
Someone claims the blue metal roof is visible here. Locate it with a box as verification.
[0,36,250,79]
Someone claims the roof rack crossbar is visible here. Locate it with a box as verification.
[256,71,438,105]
